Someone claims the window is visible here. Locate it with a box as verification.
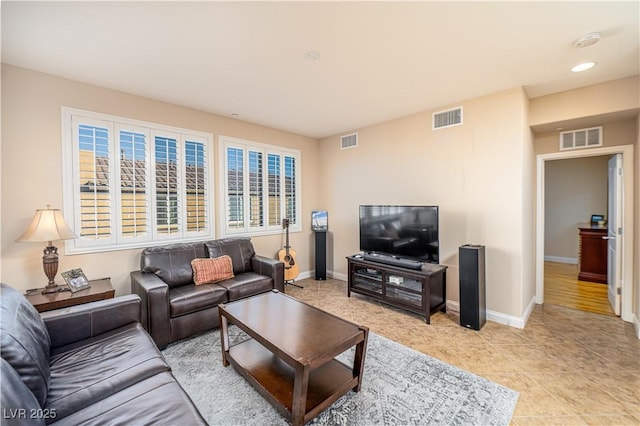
[62,107,213,254]
[221,136,301,236]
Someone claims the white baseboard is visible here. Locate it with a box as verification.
[522,296,537,326]
[488,296,536,329]
[330,270,348,282]
[297,270,314,280]
[441,299,532,329]
[299,273,536,330]
[485,310,520,329]
[446,300,460,313]
[422,297,535,328]
[296,270,347,282]
[544,255,578,264]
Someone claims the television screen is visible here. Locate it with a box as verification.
[359,205,439,263]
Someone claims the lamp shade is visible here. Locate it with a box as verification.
[17,207,77,243]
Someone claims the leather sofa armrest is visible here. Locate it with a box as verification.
[130,270,171,349]
[252,255,285,292]
[42,295,141,350]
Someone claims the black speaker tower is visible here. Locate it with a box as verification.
[459,244,486,330]
[314,231,327,280]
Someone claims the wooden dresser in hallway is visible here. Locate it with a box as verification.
[577,223,607,284]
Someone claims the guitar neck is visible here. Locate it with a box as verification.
[284,219,291,254]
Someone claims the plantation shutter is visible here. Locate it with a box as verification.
[284,156,296,225]
[75,120,114,242]
[64,108,213,253]
[118,128,149,239]
[221,136,300,236]
[227,147,244,230]
[267,153,281,227]
[248,150,264,227]
[184,140,208,232]
[154,134,180,235]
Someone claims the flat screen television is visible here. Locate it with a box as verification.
[359,205,439,264]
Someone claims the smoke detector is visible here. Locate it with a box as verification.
[304,50,320,61]
[573,32,601,48]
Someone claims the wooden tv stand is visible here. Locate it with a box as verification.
[346,255,447,323]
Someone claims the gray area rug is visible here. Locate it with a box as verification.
[162,328,518,425]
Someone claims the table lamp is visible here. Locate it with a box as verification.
[17,205,78,294]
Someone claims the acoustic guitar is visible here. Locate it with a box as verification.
[278,218,300,283]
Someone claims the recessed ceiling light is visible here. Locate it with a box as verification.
[571,62,596,72]
[231,113,239,118]
[304,50,320,61]
[573,32,601,48]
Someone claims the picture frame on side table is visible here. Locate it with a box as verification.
[62,268,91,293]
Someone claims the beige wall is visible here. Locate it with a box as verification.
[1,64,319,296]
[535,119,638,155]
[530,76,640,128]
[318,88,532,318]
[521,102,536,318]
[544,156,609,261]
[636,113,640,333]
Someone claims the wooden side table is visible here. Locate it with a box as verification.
[25,278,115,313]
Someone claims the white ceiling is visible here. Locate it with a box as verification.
[2,1,639,139]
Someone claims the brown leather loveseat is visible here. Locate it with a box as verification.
[0,283,205,425]
[130,237,284,349]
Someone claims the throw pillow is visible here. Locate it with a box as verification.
[192,256,234,285]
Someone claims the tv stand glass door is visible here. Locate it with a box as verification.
[347,256,447,323]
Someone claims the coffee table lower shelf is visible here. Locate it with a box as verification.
[227,339,358,424]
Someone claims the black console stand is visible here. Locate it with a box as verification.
[347,255,447,323]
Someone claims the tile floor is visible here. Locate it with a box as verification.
[285,278,640,425]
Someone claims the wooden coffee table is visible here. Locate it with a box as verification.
[218,290,369,426]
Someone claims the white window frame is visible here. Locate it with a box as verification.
[219,135,302,237]
[62,107,214,254]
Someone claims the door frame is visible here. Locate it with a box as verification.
[607,154,623,315]
[536,144,635,322]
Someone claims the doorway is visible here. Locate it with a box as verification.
[542,155,612,315]
[536,145,635,322]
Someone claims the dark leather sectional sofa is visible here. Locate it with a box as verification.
[0,283,205,425]
[131,237,285,349]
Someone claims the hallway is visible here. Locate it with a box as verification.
[544,261,615,316]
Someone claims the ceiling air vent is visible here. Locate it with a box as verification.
[559,126,602,151]
[341,132,358,150]
[433,106,463,130]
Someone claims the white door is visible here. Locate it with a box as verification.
[607,154,622,315]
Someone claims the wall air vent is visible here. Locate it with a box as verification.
[433,106,463,130]
[559,126,602,151]
[341,132,358,150]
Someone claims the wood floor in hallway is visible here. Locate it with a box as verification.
[544,261,615,316]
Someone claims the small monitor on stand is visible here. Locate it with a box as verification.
[311,210,328,232]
